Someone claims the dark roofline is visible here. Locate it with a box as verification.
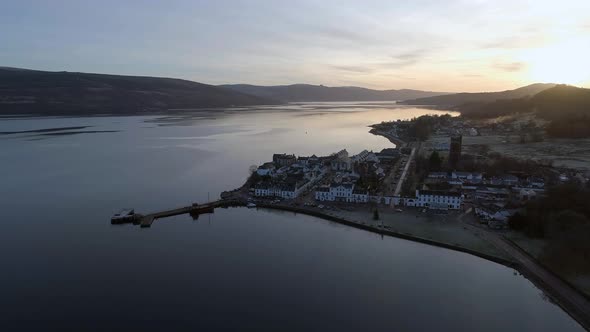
[418,190,462,197]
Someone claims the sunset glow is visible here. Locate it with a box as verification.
[1,0,589,91]
[521,39,590,85]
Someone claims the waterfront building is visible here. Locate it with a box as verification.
[254,179,311,199]
[330,183,354,201]
[351,188,369,203]
[314,182,355,202]
[415,190,463,210]
[256,162,275,176]
[315,186,331,201]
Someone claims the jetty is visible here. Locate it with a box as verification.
[111,199,243,228]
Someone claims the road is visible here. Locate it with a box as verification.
[464,223,590,330]
[394,146,416,196]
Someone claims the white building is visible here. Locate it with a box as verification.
[331,156,351,171]
[352,150,379,163]
[451,172,483,183]
[351,188,369,203]
[330,183,354,201]
[331,149,352,171]
[415,190,463,210]
[527,176,545,189]
[315,183,355,202]
[519,188,537,202]
[315,186,332,201]
[474,203,513,228]
[254,181,311,199]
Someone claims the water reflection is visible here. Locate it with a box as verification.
[0,103,582,331]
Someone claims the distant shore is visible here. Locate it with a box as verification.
[368,127,407,147]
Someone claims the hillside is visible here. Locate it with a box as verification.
[533,84,590,120]
[401,83,556,107]
[0,68,278,115]
[220,84,449,102]
[459,85,590,138]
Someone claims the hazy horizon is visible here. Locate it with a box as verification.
[1,1,589,92]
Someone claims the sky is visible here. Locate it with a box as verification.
[1,0,589,92]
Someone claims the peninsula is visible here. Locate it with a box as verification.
[112,113,590,330]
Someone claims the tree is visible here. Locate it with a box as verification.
[428,151,442,171]
[249,165,258,174]
[508,212,527,230]
[373,209,380,220]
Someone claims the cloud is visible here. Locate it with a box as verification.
[330,65,374,73]
[492,61,526,72]
[315,26,376,44]
[389,49,425,67]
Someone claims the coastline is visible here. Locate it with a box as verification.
[368,127,407,147]
[256,203,514,267]
[253,202,590,330]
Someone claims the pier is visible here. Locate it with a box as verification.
[112,199,244,228]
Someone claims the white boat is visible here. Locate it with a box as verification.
[247,202,257,208]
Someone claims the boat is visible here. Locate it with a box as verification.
[247,203,257,208]
[111,208,136,224]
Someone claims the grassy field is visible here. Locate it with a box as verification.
[425,134,590,171]
[326,205,510,261]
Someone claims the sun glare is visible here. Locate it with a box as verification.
[520,38,590,85]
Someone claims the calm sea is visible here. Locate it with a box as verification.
[0,102,582,331]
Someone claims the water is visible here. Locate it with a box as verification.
[0,102,583,331]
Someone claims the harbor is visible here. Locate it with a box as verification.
[111,199,243,228]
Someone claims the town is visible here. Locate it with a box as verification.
[247,115,579,231]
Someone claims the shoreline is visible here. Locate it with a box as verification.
[253,202,590,330]
[368,127,407,147]
[256,203,514,267]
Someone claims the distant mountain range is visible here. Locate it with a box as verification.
[0,68,277,115]
[401,83,556,107]
[0,67,573,118]
[220,84,450,102]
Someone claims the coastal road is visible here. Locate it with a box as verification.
[465,224,590,330]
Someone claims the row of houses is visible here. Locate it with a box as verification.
[315,182,400,205]
[392,190,463,210]
[427,171,545,189]
[314,184,464,210]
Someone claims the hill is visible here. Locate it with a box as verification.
[533,84,590,120]
[458,85,590,138]
[220,84,449,102]
[0,68,278,116]
[401,83,556,107]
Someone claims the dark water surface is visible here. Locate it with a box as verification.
[0,103,583,331]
